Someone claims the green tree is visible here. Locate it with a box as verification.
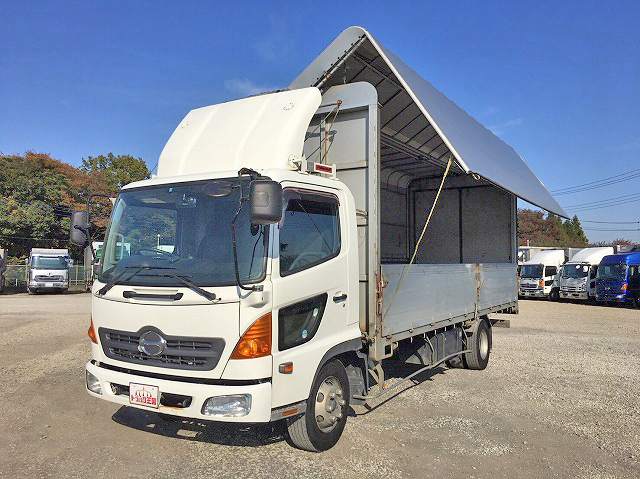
[518,208,589,247]
[81,153,150,190]
[0,151,146,258]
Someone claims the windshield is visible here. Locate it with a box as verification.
[32,256,68,270]
[520,264,543,278]
[597,263,627,280]
[99,179,268,287]
[562,263,589,279]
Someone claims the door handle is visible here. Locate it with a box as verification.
[333,293,348,303]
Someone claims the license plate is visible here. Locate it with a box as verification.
[129,383,159,408]
[45,282,53,288]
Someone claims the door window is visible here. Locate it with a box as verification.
[278,294,328,351]
[279,191,340,276]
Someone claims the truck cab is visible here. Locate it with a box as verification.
[519,250,565,298]
[558,247,613,301]
[27,248,70,294]
[596,252,640,306]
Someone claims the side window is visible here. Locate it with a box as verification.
[279,191,340,276]
[278,294,328,351]
[590,266,598,279]
[546,266,557,277]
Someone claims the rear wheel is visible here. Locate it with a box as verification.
[286,360,350,452]
[464,319,491,370]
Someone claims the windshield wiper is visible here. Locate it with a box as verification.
[97,265,178,296]
[137,273,217,302]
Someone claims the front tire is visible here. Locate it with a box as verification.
[549,288,560,301]
[285,360,350,452]
[464,318,491,370]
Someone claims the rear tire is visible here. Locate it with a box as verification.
[464,319,491,370]
[285,360,350,452]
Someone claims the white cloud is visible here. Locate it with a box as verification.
[488,118,524,136]
[224,78,279,97]
[252,15,294,62]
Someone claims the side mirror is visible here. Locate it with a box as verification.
[70,210,90,246]
[250,180,283,225]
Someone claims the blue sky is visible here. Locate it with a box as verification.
[1,0,639,242]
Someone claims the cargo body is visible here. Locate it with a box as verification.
[78,27,565,451]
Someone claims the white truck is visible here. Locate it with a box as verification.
[557,247,614,301]
[27,248,70,294]
[70,26,566,451]
[518,249,565,299]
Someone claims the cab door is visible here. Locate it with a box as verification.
[544,265,558,294]
[270,185,353,408]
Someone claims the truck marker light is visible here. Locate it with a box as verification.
[620,283,627,291]
[279,362,294,374]
[230,312,272,359]
[88,316,98,344]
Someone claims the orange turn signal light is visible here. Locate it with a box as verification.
[88,316,98,344]
[538,280,544,288]
[621,283,628,291]
[230,312,272,359]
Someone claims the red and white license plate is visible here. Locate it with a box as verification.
[129,383,159,408]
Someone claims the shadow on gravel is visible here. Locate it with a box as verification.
[356,360,447,416]
[112,406,286,447]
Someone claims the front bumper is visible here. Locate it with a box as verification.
[85,361,273,422]
[29,281,68,289]
[519,289,546,298]
[560,290,588,300]
[596,294,628,303]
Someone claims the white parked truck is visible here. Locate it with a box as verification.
[557,247,614,300]
[71,26,566,451]
[518,249,565,299]
[27,248,70,294]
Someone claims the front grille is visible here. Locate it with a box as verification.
[99,327,225,371]
[34,275,64,282]
[561,286,583,293]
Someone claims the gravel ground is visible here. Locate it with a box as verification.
[0,292,638,478]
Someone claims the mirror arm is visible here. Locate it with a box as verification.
[79,193,112,260]
[230,196,261,293]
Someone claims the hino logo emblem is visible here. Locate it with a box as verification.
[138,330,167,356]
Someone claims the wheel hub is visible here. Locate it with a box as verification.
[315,376,345,432]
[479,329,489,359]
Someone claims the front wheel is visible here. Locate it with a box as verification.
[549,288,560,301]
[285,360,350,452]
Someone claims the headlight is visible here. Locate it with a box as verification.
[86,370,102,395]
[202,394,251,417]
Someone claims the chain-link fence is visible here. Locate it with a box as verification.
[1,265,92,290]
